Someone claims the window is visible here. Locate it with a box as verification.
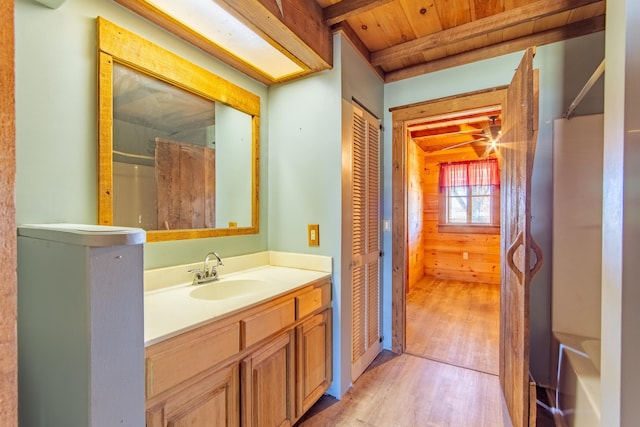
[438,159,500,233]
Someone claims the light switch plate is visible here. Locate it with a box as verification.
[308,224,319,246]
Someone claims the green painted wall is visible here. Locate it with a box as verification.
[15,0,269,269]
[267,34,384,397]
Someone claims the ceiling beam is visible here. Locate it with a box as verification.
[218,0,333,72]
[323,0,395,26]
[371,0,603,67]
[385,14,605,83]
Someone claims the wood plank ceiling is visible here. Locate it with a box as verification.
[407,106,503,157]
[316,0,606,82]
[116,0,605,85]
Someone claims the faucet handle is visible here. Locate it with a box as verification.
[188,268,204,286]
[188,268,203,279]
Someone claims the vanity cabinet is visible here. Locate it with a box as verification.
[146,363,240,427]
[242,330,296,427]
[296,309,332,417]
[144,277,332,427]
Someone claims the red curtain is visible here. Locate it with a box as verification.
[439,159,500,189]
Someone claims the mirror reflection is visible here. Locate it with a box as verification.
[111,64,253,232]
[97,17,260,242]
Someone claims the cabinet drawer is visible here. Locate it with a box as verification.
[242,299,295,348]
[296,281,331,319]
[146,322,240,398]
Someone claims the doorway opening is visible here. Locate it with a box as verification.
[390,86,508,357]
[403,104,503,374]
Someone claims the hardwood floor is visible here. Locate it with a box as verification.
[296,276,555,426]
[295,350,513,427]
[406,277,500,375]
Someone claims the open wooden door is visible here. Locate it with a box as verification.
[499,46,542,427]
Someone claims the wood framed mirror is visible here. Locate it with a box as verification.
[97,17,260,242]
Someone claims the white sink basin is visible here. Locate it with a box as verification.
[189,279,268,300]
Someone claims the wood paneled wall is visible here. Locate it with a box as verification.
[407,141,426,288]
[408,143,501,287]
[0,0,17,423]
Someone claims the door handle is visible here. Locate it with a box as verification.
[506,231,524,285]
[530,237,543,278]
[506,231,543,285]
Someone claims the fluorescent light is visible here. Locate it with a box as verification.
[147,0,304,79]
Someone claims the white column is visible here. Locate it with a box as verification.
[602,1,640,425]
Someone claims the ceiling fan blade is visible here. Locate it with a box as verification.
[471,140,489,157]
[440,136,489,151]
[440,140,475,151]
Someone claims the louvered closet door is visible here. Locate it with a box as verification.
[351,104,382,382]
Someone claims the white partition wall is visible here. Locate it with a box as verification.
[552,114,604,339]
[17,224,146,427]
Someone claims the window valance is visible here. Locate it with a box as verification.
[439,159,500,189]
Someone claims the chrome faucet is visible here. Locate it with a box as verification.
[188,251,224,285]
[204,252,223,279]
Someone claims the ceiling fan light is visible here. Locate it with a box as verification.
[490,124,501,140]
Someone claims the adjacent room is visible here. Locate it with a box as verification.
[405,107,502,375]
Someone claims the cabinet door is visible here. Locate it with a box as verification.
[242,330,295,427]
[296,309,332,417]
[147,363,240,427]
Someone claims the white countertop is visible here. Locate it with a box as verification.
[144,265,331,346]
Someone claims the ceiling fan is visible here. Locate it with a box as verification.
[428,115,501,158]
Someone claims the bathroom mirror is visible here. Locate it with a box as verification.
[97,17,260,242]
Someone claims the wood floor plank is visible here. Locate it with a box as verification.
[295,351,512,427]
[406,277,500,375]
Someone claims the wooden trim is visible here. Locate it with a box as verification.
[97,52,113,227]
[340,99,355,387]
[252,116,261,234]
[391,86,508,354]
[385,15,605,83]
[437,225,500,235]
[390,86,508,119]
[371,0,602,66]
[0,0,16,423]
[390,119,406,353]
[97,17,260,116]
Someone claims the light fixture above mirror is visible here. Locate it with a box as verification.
[113,0,332,85]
